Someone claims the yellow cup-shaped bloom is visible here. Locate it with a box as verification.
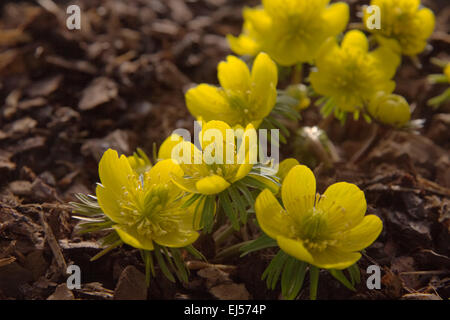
[255,165,382,270]
[167,121,257,195]
[96,149,199,251]
[227,0,349,66]
[363,0,435,56]
[310,30,401,113]
[368,91,411,127]
[186,53,278,128]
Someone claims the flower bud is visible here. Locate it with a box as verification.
[368,92,411,127]
[286,84,311,111]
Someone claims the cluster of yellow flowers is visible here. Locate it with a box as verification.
[72,0,439,299]
[228,0,436,126]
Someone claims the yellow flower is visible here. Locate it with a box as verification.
[255,165,382,270]
[186,53,278,128]
[310,30,400,113]
[227,0,349,66]
[170,121,257,195]
[96,149,199,251]
[368,91,411,127]
[363,0,435,56]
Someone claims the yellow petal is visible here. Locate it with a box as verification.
[113,225,154,251]
[218,56,251,93]
[317,182,367,233]
[314,37,339,68]
[281,165,316,223]
[309,246,361,270]
[255,189,294,239]
[96,149,134,223]
[171,175,199,194]
[277,158,300,182]
[98,149,133,196]
[200,120,232,151]
[249,52,278,118]
[342,30,369,52]
[336,215,383,252]
[375,36,402,56]
[370,46,401,79]
[96,185,128,224]
[243,6,272,35]
[153,227,199,248]
[417,8,435,39]
[227,34,260,57]
[185,84,231,122]
[322,2,349,36]
[158,134,184,160]
[195,175,230,195]
[309,71,333,97]
[146,159,184,197]
[276,235,314,264]
[233,163,253,183]
[233,123,257,181]
[174,141,206,174]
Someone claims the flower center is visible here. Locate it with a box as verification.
[294,206,337,252]
[118,181,180,238]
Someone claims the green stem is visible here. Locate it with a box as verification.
[291,63,303,84]
[309,266,320,300]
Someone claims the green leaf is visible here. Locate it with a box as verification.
[241,175,274,191]
[153,245,176,283]
[329,269,356,291]
[218,192,240,230]
[347,263,361,285]
[309,265,320,300]
[136,147,152,166]
[201,196,216,233]
[70,194,104,216]
[319,97,335,117]
[281,257,296,299]
[427,88,450,109]
[262,250,289,290]
[170,248,189,283]
[236,184,255,211]
[181,193,202,209]
[227,187,248,224]
[90,240,122,262]
[363,112,373,124]
[281,258,307,300]
[240,234,277,257]
[185,245,206,261]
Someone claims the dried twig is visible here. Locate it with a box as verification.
[39,211,67,275]
[0,256,16,267]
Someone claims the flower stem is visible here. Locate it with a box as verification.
[291,63,303,84]
[309,266,320,300]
